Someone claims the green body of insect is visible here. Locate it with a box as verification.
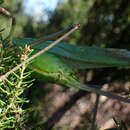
[12,38,130,103]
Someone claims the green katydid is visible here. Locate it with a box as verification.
[12,35,130,103]
[0,4,130,103]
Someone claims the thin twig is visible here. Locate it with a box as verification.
[0,24,80,81]
[91,94,100,130]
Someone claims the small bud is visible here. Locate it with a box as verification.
[21,54,27,60]
[25,46,31,53]
[26,47,31,53]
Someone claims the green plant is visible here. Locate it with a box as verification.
[0,40,33,128]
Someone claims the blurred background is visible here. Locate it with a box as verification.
[0,0,130,129]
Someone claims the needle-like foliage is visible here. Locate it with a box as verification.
[0,38,33,129]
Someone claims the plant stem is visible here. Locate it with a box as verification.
[91,94,100,130]
[0,63,26,122]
